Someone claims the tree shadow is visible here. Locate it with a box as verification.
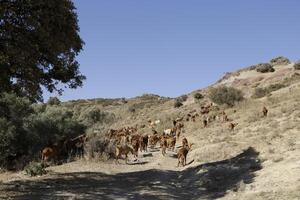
[0,147,261,200]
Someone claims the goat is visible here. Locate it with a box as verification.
[229,122,238,131]
[223,114,229,122]
[154,120,161,125]
[139,135,148,152]
[191,115,196,122]
[163,128,173,135]
[131,139,140,157]
[182,137,188,148]
[177,143,193,167]
[41,146,58,162]
[160,137,168,156]
[166,136,176,151]
[203,119,208,128]
[175,122,184,140]
[262,106,268,117]
[173,120,177,127]
[149,134,160,148]
[115,144,137,164]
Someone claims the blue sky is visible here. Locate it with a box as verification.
[45,0,300,101]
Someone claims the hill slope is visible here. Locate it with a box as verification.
[1,59,300,199]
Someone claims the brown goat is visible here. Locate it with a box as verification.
[223,114,229,122]
[176,130,181,141]
[160,137,168,156]
[191,115,196,122]
[177,143,193,167]
[173,120,177,127]
[262,106,268,117]
[177,122,184,129]
[41,146,58,162]
[229,122,238,131]
[182,137,188,148]
[131,139,140,157]
[166,136,176,151]
[139,135,148,152]
[115,144,137,164]
[149,134,160,148]
[203,119,208,128]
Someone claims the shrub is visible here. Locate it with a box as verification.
[128,106,136,113]
[177,95,188,102]
[292,72,300,78]
[47,97,61,105]
[256,63,275,73]
[209,86,244,106]
[75,106,115,126]
[174,100,183,108]
[248,65,257,71]
[194,93,204,100]
[24,162,47,176]
[0,93,34,169]
[128,102,148,113]
[294,61,300,70]
[25,106,86,153]
[84,136,115,160]
[270,56,290,66]
[252,83,286,98]
[140,93,160,101]
[0,93,87,170]
[252,88,268,98]
[120,98,128,104]
[267,83,285,92]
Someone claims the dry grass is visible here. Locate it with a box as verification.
[2,62,300,200]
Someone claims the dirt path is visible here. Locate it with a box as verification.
[0,145,261,200]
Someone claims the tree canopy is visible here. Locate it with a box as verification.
[0,0,85,101]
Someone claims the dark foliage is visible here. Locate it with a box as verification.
[0,0,85,101]
[256,63,275,73]
[209,86,243,106]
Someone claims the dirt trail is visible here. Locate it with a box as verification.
[0,142,261,200]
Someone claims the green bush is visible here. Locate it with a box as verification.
[248,65,257,71]
[173,95,188,108]
[267,83,285,92]
[0,93,34,169]
[177,95,188,102]
[252,88,268,98]
[128,102,147,113]
[209,86,244,106]
[128,106,136,113]
[75,106,115,126]
[174,100,183,108]
[47,97,61,106]
[0,93,87,169]
[25,106,86,152]
[294,61,300,70]
[270,56,290,66]
[252,83,286,98]
[256,63,275,73]
[194,93,204,100]
[140,93,160,101]
[84,136,114,160]
[24,162,47,176]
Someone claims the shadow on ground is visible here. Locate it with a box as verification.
[0,147,262,200]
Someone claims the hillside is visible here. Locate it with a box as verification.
[1,58,300,199]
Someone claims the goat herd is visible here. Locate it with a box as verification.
[41,103,268,167]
